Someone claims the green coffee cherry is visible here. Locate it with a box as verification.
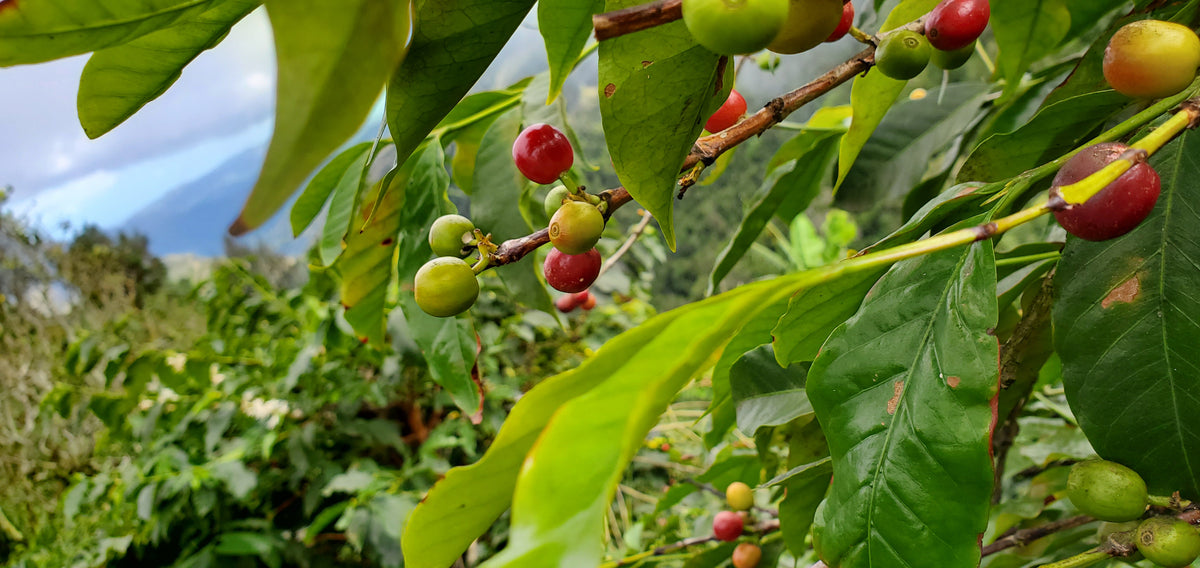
[1066,459,1148,522]
[875,30,931,80]
[544,185,571,218]
[931,41,975,70]
[428,215,475,258]
[414,257,479,317]
[549,201,605,255]
[1136,517,1200,568]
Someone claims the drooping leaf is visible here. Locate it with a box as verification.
[957,90,1128,183]
[471,109,558,316]
[339,167,404,345]
[539,0,604,103]
[598,0,730,250]
[708,130,841,295]
[991,0,1071,101]
[835,0,939,190]
[291,142,374,237]
[809,241,999,568]
[76,0,261,138]
[1054,131,1200,498]
[229,0,411,235]
[386,0,535,172]
[0,0,209,66]
[840,83,988,203]
[730,345,812,434]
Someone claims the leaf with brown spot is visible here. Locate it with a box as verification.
[1101,275,1141,308]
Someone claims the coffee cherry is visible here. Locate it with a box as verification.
[549,201,605,255]
[825,1,854,42]
[414,257,479,317]
[930,41,975,70]
[544,185,571,218]
[513,123,574,184]
[705,89,748,134]
[768,0,843,54]
[726,481,755,511]
[1136,517,1200,568]
[428,214,475,258]
[1104,20,1200,99]
[580,291,597,311]
[555,293,583,313]
[682,0,788,55]
[1050,142,1161,241]
[712,510,744,541]
[544,248,602,293]
[875,30,931,80]
[924,0,990,51]
[1066,459,1148,522]
[732,542,763,568]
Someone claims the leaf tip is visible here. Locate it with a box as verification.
[228,215,252,236]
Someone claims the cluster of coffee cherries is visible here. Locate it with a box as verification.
[1066,460,1200,567]
[413,122,607,318]
[875,0,989,80]
[710,482,764,567]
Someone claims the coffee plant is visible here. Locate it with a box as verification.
[4,0,1200,567]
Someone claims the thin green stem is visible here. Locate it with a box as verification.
[994,251,1061,267]
[847,25,875,45]
[1039,550,1114,568]
[1148,494,1194,509]
[974,41,995,75]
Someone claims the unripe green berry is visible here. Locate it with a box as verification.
[414,257,479,317]
[544,185,571,218]
[1066,459,1148,522]
[1136,517,1200,568]
[549,201,605,255]
[875,30,931,80]
[931,41,975,70]
[428,215,475,258]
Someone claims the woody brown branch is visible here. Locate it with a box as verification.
[593,0,854,42]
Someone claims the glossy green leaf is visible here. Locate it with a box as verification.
[471,109,557,316]
[859,182,995,256]
[705,297,791,448]
[539,0,603,103]
[318,148,372,267]
[840,83,987,202]
[992,0,1071,100]
[835,0,938,190]
[339,172,403,346]
[780,418,831,558]
[76,0,261,138]
[386,0,535,172]
[957,90,1127,183]
[708,131,841,295]
[598,0,730,250]
[290,143,374,237]
[1054,131,1200,498]
[730,345,811,434]
[0,0,210,66]
[809,242,999,568]
[770,268,884,366]
[230,0,411,235]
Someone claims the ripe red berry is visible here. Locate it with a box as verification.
[580,291,597,311]
[705,89,747,134]
[713,511,744,542]
[512,123,574,184]
[555,293,582,313]
[544,248,602,293]
[1050,142,1161,241]
[924,0,990,51]
[732,542,763,568]
[826,2,854,42]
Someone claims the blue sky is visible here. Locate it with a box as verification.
[0,9,277,236]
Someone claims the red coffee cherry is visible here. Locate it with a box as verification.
[732,542,763,568]
[512,123,574,184]
[544,248,602,293]
[580,291,597,311]
[826,2,854,42]
[555,293,583,313]
[712,510,745,542]
[924,0,990,51]
[1050,142,1161,241]
[1104,20,1200,99]
[705,89,748,134]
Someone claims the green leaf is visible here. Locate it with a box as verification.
[705,297,791,448]
[471,109,558,316]
[708,130,841,294]
[539,0,604,103]
[338,172,403,345]
[730,345,812,434]
[0,0,210,66]
[779,418,831,558]
[291,142,374,237]
[386,0,535,172]
[809,241,999,568]
[210,461,257,500]
[215,532,277,558]
[840,83,988,203]
[1054,131,1200,498]
[992,0,1071,101]
[229,0,411,235]
[76,0,261,138]
[598,0,730,251]
[318,147,372,267]
[835,0,938,190]
[957,90,1128,183]
[770,269,882,367]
